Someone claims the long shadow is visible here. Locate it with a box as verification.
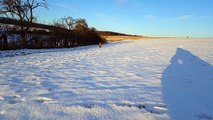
[162,48,213,120]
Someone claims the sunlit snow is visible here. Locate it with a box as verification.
[0,38,213,120]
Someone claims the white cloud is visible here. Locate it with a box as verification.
[144,15,156,20]
[115,0,128,5]
[49,3,77,11]
[175,15,213,21]
[175,15,195,20]
[198,15,213,20]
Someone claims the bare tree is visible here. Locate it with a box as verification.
[0,0,48,48]
[74,18,88,32]
[0,0,26,47]
[62,16,75,30]
[0,0,47,22]
[24,0,48,23]
[0,0,27,21]
[53,16,75,30]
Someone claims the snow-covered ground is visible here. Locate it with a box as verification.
[0,38,213,120]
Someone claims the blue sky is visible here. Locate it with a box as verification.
[35,0,213,37]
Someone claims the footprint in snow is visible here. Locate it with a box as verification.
[3,95,25,104]
[0,96,4,101]
[84,104,94,108]
[113,102,145,110]
[146,105,168,114]
[15,88,28,93]
[0,110,6,115]
[114,102,167,114]
[34,97,52,103]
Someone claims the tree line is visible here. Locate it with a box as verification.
[0,0,106,50]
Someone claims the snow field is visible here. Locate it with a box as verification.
[0,38,213,120]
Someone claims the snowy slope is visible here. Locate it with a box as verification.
[0,38,213,120]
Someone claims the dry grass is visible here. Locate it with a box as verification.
[102,35,143,42]
[102,35,169,42]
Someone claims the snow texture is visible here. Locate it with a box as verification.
[0,38,213,120]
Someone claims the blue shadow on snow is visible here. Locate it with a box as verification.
[161,48,213,120]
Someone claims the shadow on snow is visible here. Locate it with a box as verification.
[161,48,213,120]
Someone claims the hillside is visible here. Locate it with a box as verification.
[97,31,143,42]
[97,31,136,36]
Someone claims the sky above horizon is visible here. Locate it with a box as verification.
[35,0,213,37]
